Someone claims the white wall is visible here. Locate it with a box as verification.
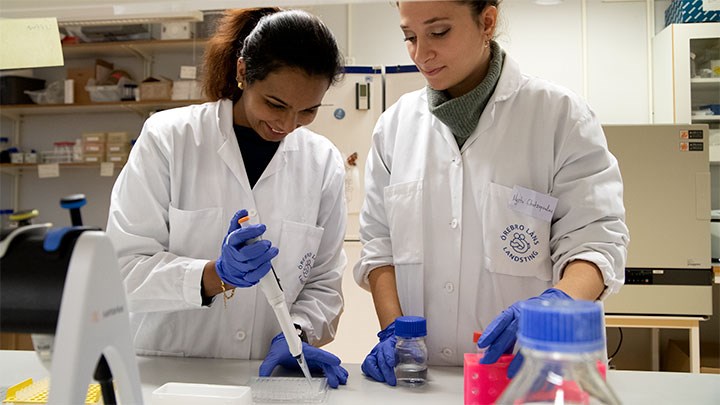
[342,0,654,125]
[586,0,650,124]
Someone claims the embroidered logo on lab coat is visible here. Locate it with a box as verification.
[499,223,540,263]
[297,252,316,284]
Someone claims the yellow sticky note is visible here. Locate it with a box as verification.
[0,18,64,70]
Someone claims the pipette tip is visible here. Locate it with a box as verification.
[296,353,313,387]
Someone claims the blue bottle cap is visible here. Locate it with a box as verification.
[518,300,604,353]
[395,316,427,338]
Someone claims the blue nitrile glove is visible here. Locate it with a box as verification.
[361,321,397,386]
[259,333,349,389]
[477,288,573,378]
[215,209,279,288]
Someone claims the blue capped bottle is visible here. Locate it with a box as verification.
[497,300,620,404]
[394,316,428,386]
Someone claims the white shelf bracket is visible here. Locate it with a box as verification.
[122,45,154,78]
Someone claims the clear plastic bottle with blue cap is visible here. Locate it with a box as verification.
[497,300,620,405]
[394,315,428,386]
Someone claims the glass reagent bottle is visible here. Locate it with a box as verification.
[394,315,428,387]
[497,300,620,405]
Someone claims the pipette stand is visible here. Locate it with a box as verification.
[46,231,143,404]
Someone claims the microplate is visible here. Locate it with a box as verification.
[249,377,329,404]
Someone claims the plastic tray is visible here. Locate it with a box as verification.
[152,382,251,405]
[85,84,121,102]
[249,377,329,404]
[2,378,101,404]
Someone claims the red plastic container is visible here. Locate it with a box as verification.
[464,353,608,404]
[463,353,513,405]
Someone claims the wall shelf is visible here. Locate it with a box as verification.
[0,162,125,175]
[690,77,720,90]
[62,39,208,60]
[0,99,206,119]
[691,115,720,122]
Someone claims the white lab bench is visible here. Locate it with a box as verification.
[1,350,719,404]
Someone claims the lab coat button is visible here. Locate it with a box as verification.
[450,218,458,228]
[235,330,246,341]
[442,348,453,357]
[248,209,257,217]
[444,282,454,293]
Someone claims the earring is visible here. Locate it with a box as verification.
[237,81,244,90]
[484,39,490,48]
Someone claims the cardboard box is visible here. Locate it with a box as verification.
[67,67,94,104]
[140,76,173,101]
[95,59,114,84]
[663,339,720,373]
[171,80,202,100]
[83,142,105,154]
[665,0,720,26]
[107,131,130,143]
[83,153,103,163]
[67,59,114,104]
[106,142,129,154]
[82,132,106,143]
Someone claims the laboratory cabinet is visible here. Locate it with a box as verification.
[652,22,720,162]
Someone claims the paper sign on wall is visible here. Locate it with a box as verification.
[37,164,60,178]
[0,18,64,70]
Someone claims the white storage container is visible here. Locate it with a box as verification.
[85,84,121,102]
[152,382,251,405]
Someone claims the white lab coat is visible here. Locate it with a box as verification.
[355,56,628,366]
[106,99,347,359]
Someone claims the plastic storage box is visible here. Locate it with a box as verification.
[665,0,720,26]
[85,84,122,102]
[0,76,46,105]
[152,382,251,405]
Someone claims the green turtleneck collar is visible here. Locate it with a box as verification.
[427,40,505,148]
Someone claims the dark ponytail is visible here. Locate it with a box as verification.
[202,8,344,102]
[202,8,279,101]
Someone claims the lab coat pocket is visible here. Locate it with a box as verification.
[383,179,424,264]
[482,183,552,281]
[384,179,424,316]
[168,206,223,259]
[275,220,325,303]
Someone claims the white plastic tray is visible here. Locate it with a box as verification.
[152,382,252,405]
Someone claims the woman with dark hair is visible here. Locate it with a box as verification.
[106,8,348,388]
[356,1,628,386]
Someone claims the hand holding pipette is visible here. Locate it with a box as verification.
[259,333,349,389]
[215,210,278,288]
[228,210,314,385]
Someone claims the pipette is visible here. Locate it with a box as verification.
[238,216,313,386]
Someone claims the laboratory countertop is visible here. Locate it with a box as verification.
[1,350,719,404]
